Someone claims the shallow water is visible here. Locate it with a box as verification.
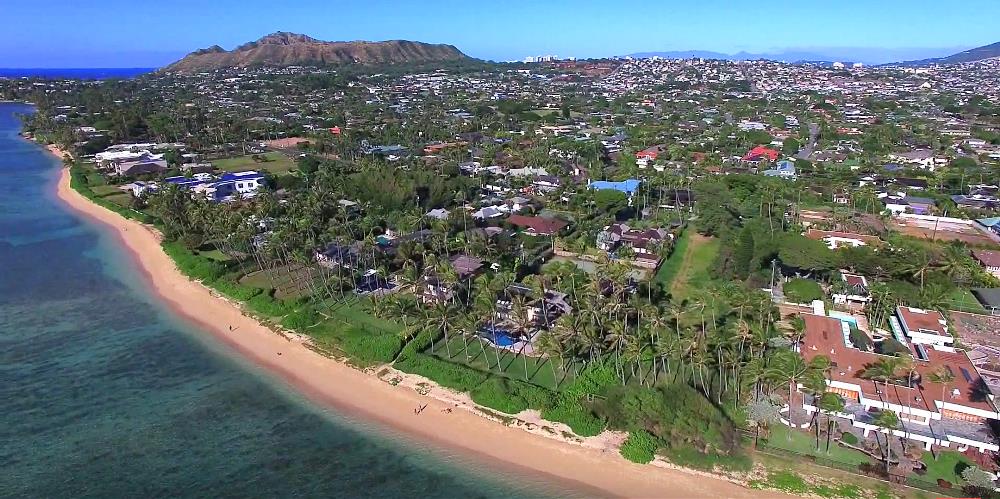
[0,102,566,498]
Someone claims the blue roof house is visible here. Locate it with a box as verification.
[590,179,641,195]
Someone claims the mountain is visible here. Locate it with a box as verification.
[163,32,469,72]
[894,41,1000,66]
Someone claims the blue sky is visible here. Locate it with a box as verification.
[1,0,997,67]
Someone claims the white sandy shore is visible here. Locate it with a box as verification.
[54,164,791,499]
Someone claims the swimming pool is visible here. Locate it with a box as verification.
[829,311,859,326]
[481,328,516,347]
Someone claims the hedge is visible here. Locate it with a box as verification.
[339,328,405,364]
[471,378,529,414]
[784,278,823,303]
[394,353,489,392]
[620,430,660,464]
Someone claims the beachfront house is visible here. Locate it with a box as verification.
[797,309,1000,456]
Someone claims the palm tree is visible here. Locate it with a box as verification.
[861,357,905,398]
[927,367,955,459]
[872,409,900,474]
[817,392,845,453]
[766,350,810,430]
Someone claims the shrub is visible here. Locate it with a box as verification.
[162,241,227,282]
[245,293,295,317]
[281,306,319,329]
[471,378,528,414]
[211,279,263,301]
[841,432,858,445]
[541,402,605,437]
[784,278,823,303]
[620,431,659,464]
[394,353,488,392]
[340,329,404,364]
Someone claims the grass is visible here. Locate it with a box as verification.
[919,450,972,485]
[765,425,872,467]
[213,152,296,174]
[426,334,576,390]
[655,230,720,301]
[948,288,986,312]
[90,184,123,197]
[239,265,324,300]
[749,470,865,498]
[102,192,133,209]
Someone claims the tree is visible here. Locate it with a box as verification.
[960,465,996,492]
[766,350,810,430]
[747,398,780,448]
[733,227,755,279]
[871,410,899,474]
[817,392,845,453]
[778,234,838,275]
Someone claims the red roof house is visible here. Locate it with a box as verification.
[742,145,780,162]
[507,215,568,236]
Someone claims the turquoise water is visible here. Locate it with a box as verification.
[0,102,564,498]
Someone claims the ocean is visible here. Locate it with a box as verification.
[0,68,154,80]
[0,102,561,498]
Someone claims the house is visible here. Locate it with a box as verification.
[797,312,1000,455]
[425,208,450,220]
[976,217,1000,237]
[635,145,664,167]
[194,171,265,201]
[658,188,695,209]
[450,254,485,279]
[762,160,796,179]
[895,306,952,348]
[115,159,169,177]
[888,149,937,170]
[589,178,641,197]
[971,250,1000,278]
[416,272,454,305]
[742,145,780,162]
[884,196,935,216]
[506,215,568,236]
[314,243,360,269]
[832,273,870,308]
[596,223,672,256]
[805,229,881,249]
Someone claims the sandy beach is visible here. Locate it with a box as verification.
[53,164,791,498]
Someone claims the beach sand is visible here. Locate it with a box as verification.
[54,165,792,499]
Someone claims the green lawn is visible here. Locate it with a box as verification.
[654,229,691,287]
[426,334,575,390]
[764,425,872,467]
[920,450,972,485]
[655,230,720,301]
[90,184,124,197]
[948,288,986,312]
[213,152,296,174]
[102,192,133,209]
[238,265,324,300]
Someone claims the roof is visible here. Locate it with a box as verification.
[805,229,882,246]
[507,215,568,235]
[971,288,1000,308]
[897,306,947,336]
[450,255,484,276]
[972,250,1000,268]
[590,178,641,194]
[742,145,780,161]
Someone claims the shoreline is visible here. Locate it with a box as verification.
[52,163,789,498]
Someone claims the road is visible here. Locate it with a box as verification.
[795,122,819,160]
